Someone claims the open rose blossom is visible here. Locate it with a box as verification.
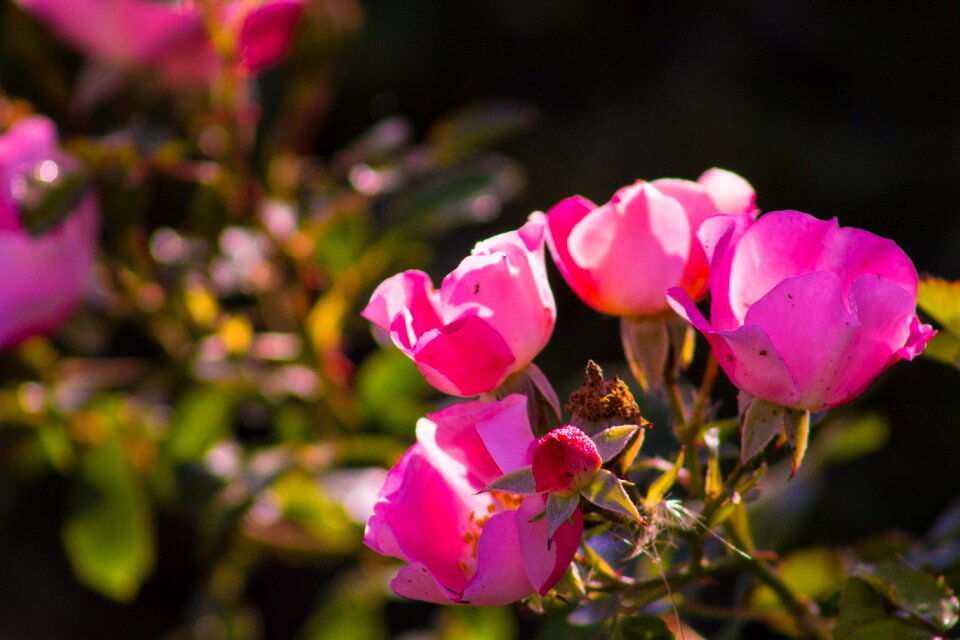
[533,168,756,317]
[0,116,99,349]
[361,217,555,396]
[668,210,934,411]
[14,0,304,85]
[365,395,583,605]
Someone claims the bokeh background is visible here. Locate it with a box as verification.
[1,1,959,638]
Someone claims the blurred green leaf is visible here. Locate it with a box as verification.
[921,331,960,368]
[299,576,386,640]
[18,164,89,237]
[855,561,960,632]
[166,387,236,462]
[314,214,370,277]
[388,154,523,236]
[751,548,845,612]
[439,606,517,640]
[918,277,960,335]
[428,101,537,165]
[818,412,891,465]
[62,433,155,601]
[355,348,432,434]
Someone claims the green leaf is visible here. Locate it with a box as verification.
[546,493,580,542]
[591,425,639,463]
[783,408,810,477]
[645,448,684,507]
[62,433,155,601]
[835,578,934,640]
[620,316,669,393]
[918,277,960,335]
[356,349,432,435]
[481,466,537,495]
[438,606,517,640]
[750,547,845,612]
[740,398,786,464]
[921,330,960,368]
[819,413,891,465]
[165,387,236,462]
[581,469,643,524]
[855,562,960,632]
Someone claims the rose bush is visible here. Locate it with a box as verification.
[361,217,555,396]
[668,210,934,411]
[364,395,582,605]
[0,115,99,349]
[15,0,304,85]
[535,167,755,317]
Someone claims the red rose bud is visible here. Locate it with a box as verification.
[532,425,602,496]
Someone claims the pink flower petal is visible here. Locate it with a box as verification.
[697,167,756,215]
[391,563,460,605]
[517,496,583,595]
[361,270,441,351]
[742,272,859,410]
[473,394,536,474]
[460,511,536,605]
[668,287,800,407]
[727,211,919,325]
[0,116,57,231]
[570,183,691,316]
[413,314,517,396]
[237,0,304,73]
[538,198,602,308]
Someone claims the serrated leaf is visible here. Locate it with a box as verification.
[546,493,580,543]
[481,466,537,495]
[918,277,960,335]
[620,316,669,393]
[62,433,155,601]
[855,562,960,632]
[740,398,786,464]
[582,469,643,524]
[783,408,810,477]
[835,578,933,640]
[645,448,684,507]
[592,425,639,463]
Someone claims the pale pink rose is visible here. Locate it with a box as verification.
[361,217,556,396]
[0,116,99,349]
[364,395,583,605]
[668,210,934,411]
[14,0,304,85]
[535,168,756,317]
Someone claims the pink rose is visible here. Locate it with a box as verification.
[364,395,583,605]
[668,210,934,411]
[361,217,556,396]
[534,168,756,317]
[15,0,304,85]
[0,116,99,349]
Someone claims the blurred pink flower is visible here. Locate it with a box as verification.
[0,116,99,349]
[364,395,583,605]
[668,210,934,411]
[15,0,304,85]
[535,167,755,316]
[362,217,555,396]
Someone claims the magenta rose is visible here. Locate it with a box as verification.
[0,116,99,349]
[534,168,756,317]
[15,0,303,85]
[361,217,555,396]
[668,210,934,411]
[364,395,583,605]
